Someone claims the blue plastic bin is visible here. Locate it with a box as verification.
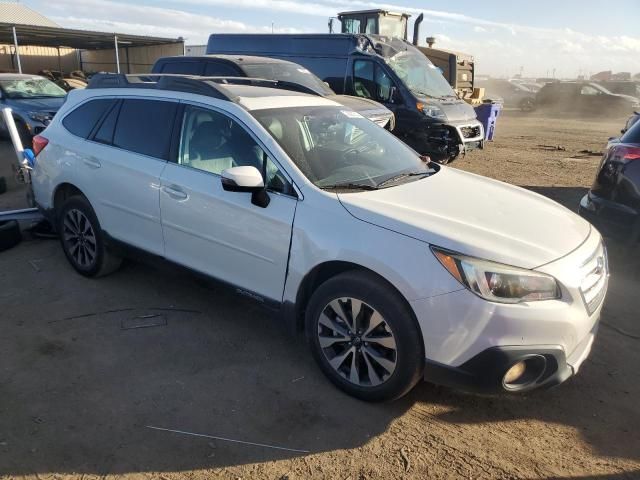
[474,102,502,141]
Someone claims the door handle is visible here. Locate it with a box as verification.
[162,185,188,200]
[82,157,101,169]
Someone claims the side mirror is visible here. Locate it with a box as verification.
[221,166,270,208]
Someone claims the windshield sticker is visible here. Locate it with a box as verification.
[341,110,364,119]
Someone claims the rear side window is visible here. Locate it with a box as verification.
[203,62,240,76]
[621,117,640,144]
[62,99,114,138]
[112,99,178,159]
[160,61,202,75]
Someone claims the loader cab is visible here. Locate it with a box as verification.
[337,10,409,40]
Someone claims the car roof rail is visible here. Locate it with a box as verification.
[86,73,235,101]
[204,76,320,96]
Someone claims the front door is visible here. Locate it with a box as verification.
[159,103,297,301]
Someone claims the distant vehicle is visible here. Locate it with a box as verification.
[334,9,476,98]
[152,54,394,129]
[596,80,640,98]
[535,81,640,116]
[38,70,87,91]
[0,74,66,145]
[32,74,606,400]
[206,33,484,163]
[477,79,538,111]
[580,119,640,244]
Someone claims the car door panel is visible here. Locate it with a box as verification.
[160,165,296,301]
[159,104,297,301]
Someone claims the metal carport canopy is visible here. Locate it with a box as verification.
[0,22,182,50]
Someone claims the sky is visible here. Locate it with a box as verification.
[24,0,640,78]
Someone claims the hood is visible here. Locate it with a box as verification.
[329,95,394,127]
[329,94,392,115]
[338,168,591,269]
[4,96,65,113]
[438,99,478,122]
[613,93,640,105]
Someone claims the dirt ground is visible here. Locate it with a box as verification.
[1,111,639,479]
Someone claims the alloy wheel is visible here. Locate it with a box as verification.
[62,208,97,268]
[317,297,398,387]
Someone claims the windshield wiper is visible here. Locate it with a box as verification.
[320,182,379,191]
[376,171,433,188]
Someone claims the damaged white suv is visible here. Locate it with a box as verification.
[31,74,608,401]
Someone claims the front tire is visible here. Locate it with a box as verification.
[57,195,121,277]
[305,270,424,402]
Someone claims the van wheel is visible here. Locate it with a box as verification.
[305,270,424,402]
[57,195,121,277]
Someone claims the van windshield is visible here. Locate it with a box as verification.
[242,63,334,96]
[387,51,456,99]
[252,106,434,190]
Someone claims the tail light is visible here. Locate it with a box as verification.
[32,135,49,156]
[610,145,640,162]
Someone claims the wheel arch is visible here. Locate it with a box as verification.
[289,260,423,340]
[53,182,87,215]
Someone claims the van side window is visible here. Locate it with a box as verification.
[353,60,395,103]
[62,99,114,139]
[112,99,177,159]
[178,105,292,194]
[203,62,240,76]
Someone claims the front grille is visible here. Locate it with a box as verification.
[579,241,608,315]
[460,125,481,139]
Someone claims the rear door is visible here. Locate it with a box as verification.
[85,97,178,255]
[159,103,297,301]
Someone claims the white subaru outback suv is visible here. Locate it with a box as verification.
[31,74,608,401]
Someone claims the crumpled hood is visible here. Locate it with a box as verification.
[338,167,591,269]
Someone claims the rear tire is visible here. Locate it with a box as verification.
[305,270,424,402]
[56,195,121,277]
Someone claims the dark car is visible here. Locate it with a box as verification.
[152,55,395,130]
[580,120,640,244]
[476,79,538,111]
[536,81,640,117]
[0,74,66,145]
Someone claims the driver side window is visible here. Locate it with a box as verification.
[178,105,292,194]
[353,60,395,103]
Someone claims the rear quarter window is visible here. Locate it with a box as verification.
[112,99,178,159]
[62,99,114,138]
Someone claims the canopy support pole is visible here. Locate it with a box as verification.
[114,35,120,73]
[12,26,22,74]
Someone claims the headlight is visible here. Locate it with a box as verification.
[417,102,446,119]
[28,111,52,124]
[431,247,560,303]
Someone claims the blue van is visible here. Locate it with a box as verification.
[207,33,483,163]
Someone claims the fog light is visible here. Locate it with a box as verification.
[504,361,526,384]
[502,355,547,391]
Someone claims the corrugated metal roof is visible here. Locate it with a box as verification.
[0,2,59,28]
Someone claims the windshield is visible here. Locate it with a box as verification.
[0,77,66,99]
[387,51,456,99]
[252,106,434,189]
[591,83,613,95]
[242,63,334,96]
[379,16,406,38]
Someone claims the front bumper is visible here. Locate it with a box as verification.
[423,320,598,393]
[412,227,607,393]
